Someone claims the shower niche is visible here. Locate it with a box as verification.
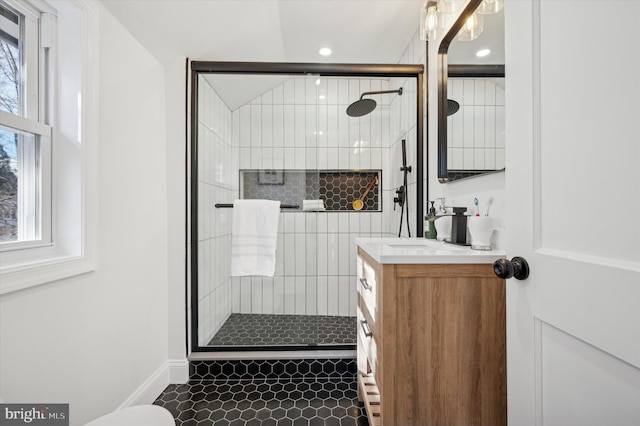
[240,169,381,212]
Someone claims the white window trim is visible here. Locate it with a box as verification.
[3,117,52,248]
[0,0,52,250]
[0,0,99,295]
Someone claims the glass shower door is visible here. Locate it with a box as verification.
[194,72,410,350]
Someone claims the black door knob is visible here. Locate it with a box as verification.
[494,257,530,280]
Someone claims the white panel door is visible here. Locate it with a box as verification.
[505,1,640,425]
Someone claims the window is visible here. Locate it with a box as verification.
[0,0,98,294]
[0,0,52,250]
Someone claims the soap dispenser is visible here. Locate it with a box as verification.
[425,201,438,239]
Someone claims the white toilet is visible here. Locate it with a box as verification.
[84,405,175,426]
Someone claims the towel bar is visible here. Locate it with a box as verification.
[215,203,300,209]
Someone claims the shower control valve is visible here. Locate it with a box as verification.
[394,186,405,209]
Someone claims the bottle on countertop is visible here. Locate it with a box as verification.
[425,201,438,239]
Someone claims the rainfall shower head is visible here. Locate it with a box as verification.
[346,98,377,117]
[346,87,403,117]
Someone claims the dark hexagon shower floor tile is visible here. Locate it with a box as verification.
[207,314,357,347]
[154,377,369,426]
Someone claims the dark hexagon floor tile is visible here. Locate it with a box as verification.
[154,377,367,425]
[207,314,356,347]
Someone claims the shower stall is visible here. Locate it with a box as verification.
[189,62,423,353]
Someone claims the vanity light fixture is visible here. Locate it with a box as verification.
[478,0,503,14]
[457,11,483,41]
[420,0,442,41]
[476,48,491,57]
[318,47,332,56]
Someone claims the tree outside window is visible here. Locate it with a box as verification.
[0,2,28,242]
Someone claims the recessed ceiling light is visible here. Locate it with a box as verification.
[319,47,332,56]
[476,48,491,57]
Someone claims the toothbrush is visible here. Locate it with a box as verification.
[474,197,480,216]
[485,196,494,216]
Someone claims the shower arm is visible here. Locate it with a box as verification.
[359,87,403,100]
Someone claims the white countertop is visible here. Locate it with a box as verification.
[356,237,506,264]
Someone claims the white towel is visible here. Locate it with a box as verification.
[231,199,281,277]
[302,199,325,211]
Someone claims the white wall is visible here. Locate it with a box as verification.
[426,3,506,249]
[163,57,188,364]
[0,3,172,424]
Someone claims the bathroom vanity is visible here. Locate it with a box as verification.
[355,238,507,426]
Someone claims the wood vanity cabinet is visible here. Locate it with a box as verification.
[356,247,506,426]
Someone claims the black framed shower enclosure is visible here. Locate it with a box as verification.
[189,61,424,353]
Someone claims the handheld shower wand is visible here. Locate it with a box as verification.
[402,140,407,171]
[397,139,412,237]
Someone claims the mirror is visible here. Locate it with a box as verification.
[437,0,505,182]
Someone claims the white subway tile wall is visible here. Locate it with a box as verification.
[447,78,506,171]
[198,69,419,345]
[197,76,235,345]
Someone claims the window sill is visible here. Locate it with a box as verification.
[0,251,97,295]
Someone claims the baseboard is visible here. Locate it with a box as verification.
[119,359,189,409]
[168,358,189,384]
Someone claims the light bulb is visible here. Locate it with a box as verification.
[420,0,440,41]
[457,12,484,41]
[426,5,438,31]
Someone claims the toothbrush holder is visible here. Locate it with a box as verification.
[468,216,494,251]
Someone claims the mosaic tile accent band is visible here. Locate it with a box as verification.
[319,172,379,212]
[190,358,358,382]
[208,314,356,347]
